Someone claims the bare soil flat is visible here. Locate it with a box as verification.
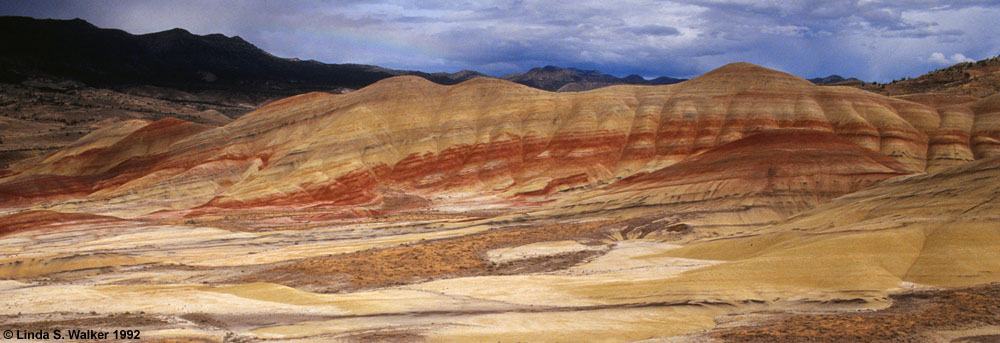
[708,283,1000,343]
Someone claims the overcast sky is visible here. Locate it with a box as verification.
[2,0,999,81]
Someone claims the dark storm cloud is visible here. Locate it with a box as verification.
[1,0,998,81]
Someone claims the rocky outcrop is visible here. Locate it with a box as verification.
[856,55,1000,97]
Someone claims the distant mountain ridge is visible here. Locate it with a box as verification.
[808,75,862,84]
[0,16,686,98]
[501,65,685,92]
[0,16,484,102]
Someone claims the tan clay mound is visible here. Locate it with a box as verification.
[639,156,1000,301]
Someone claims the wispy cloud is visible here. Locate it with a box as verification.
[929,52,974,65]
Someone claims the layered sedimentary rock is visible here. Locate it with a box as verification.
[894,93,981,108]
[543,130,912,229]
[0,118,211,205]
[0,63,995,217]
[967,94,1000,159]
[905,94,1000,172]
[886,93,1000,172]
[0,210,121,237]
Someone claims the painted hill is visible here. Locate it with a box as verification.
[2,62,997,223]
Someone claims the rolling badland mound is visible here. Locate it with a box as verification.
[658,154,1000,299]
[1,63,998,222]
